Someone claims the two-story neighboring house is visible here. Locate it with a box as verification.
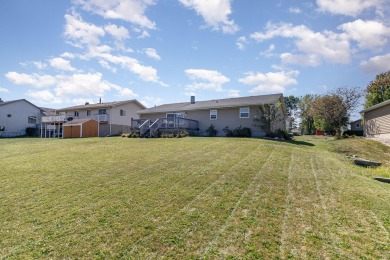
[0,98,43,137]
[41,99,146,138]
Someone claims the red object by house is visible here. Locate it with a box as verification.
[316,130,325,135]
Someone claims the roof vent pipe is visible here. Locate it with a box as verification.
[191,96,195,104]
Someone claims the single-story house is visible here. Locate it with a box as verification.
[136,93,287,137]
[350,119,363,131]
[360,99,390,139]
[63,118,99,138]
[0,98,43,137]
[41,99,146,138]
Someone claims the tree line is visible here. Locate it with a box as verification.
[284,70,390,136]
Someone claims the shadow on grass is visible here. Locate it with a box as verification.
[287,139,315,146]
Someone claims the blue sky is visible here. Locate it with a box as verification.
[0,0,389,110]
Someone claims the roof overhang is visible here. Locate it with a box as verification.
[360,99,390,114]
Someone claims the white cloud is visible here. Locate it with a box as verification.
[140,96,162,108]
[98,60,117,73]
[316,0,383,17]
[5,72,57,87]
[104,24,129,41]
[32,61,47,69]
[117,87,138,98]
[6,71,122,104]
[94,52,166,85]
[251,22,351,66]
[228,89,240,97]
[72,98,95,105]
[288,7,302,14]
[144,48,161,60]
[74,0,156,29]
[60,52,77,59]
[26,90,62,104]
[54,72,120,97]
[236,36,249,50]
[260,44,276,57]
[338,19,390,50]
[179,0,239,34]
[0,87,9,93]
[49,57,76,71]
[239,70,299,94]
[360,53,390,73]
[20,61,48,70]
[184,69,230,92]
[64,12,105,48]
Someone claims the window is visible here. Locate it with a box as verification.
[356,123,360,128]
[120,109,126,116]
[210,110,217,120]
[0,126,4,131]
[28,116,37,124]
[98,109,107,115]
[240,107,250,118]
[74,111,79,117]
[86,110,91,116]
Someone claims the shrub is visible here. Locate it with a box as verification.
[266,129,292,140]
[206,124,217,137]
[223,126,234,137]
[343,130,363,137]
[224,126,251,137]
[187,130,200,136]
[25,127,37,137]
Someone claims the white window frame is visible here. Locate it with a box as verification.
[239,107,250,118]
[28,116,37,124]
[86,110,91,116]
[120,109,126,116]
[74,111,79,117]
[210,110,217,120]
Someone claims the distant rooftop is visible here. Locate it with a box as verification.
[58,99,146,111]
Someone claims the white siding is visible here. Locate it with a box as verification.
[0,100,42,132]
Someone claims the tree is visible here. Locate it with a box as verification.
[284,95,300,130]
[364,70,390,108]
[253,100,284,135]
[329,86,363,118]
[312,95,349,136]
[298,94,316,134]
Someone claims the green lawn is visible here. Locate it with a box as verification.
[1,137,389,258]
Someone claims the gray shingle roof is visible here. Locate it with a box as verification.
[0,99,43,111]
[138,93,283,114]
[58,99,146,111]
[360,99,390,113]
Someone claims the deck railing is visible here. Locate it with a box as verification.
[157,117,198,130]
[41,115,67,123]
[93,114,109,122]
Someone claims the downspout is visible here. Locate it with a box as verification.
[109,109,112,136]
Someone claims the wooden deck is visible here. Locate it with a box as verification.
[131,118,198,137]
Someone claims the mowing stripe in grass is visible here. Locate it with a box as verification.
[100,141,255,250]
[202,145,292,259]
[127,142,273,257]
[279,148,295,259]
[201,147,277,255]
